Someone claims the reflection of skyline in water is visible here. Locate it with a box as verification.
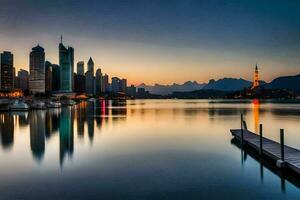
[0,100,128,166]
[0,100,300,198]
[0,100,300,166]
[29,111,45,162]
[0,114,14,149]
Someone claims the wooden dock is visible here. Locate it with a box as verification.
[230,128,300,175]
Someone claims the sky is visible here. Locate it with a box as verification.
[0,0,300,85]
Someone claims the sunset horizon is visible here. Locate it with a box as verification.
[1,0,299,85]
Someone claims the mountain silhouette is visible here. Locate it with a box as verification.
[265,74,300,93]
[137,81,206,95]
[202,78,252,91]
[137,74,300,95]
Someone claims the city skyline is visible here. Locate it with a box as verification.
[1,0,299,85]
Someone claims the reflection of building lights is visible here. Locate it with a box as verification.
[101,100,106,115]
[0,89,23,97]
[253,99,260,134]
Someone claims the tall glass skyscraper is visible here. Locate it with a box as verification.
[85,57,94,95]
[77,61,84,76]
[29,45,45,93]
[0,51,14,92]
[59,38,74,93]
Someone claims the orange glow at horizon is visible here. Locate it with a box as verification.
[2,36,299,86]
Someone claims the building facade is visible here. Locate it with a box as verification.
[52,64,60,92]
[45,61,53,93]
[85,57,94,95]
[17,69,29,91]
[0,51,14,91]
[95,68,102,94]
[111,77,120,93]
[126,84,136,97]
[120,78,127,93]
[29,45,45,93]
[102,74,109,93]
[74,73,86,93]
[77,61,84,76]
[59,40,74,92]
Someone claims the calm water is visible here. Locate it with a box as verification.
[0,99,300,199]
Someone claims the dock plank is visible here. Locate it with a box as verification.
[230,129,300,175]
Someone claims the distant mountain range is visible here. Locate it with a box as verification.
[202,78,252,91]
[137,81,206,95]
[265,74,300,93]
[137,74,300,95]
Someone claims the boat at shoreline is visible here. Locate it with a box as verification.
[9,100,29,111]
[31,101,46,109]
[63,99,76,106]
[47,101,61,108]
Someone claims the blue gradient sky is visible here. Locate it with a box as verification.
[0,0,299,85]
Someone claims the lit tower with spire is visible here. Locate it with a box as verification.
[59,35,74,92]
[252,64,259,89]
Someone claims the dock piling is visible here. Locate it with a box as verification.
[240,114,244,142]
[280,129,285,161]
[259,124,263,155]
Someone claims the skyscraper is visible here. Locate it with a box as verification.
[85,57,94,95]
[59,36,74,93]
[45,61,53,93]
[29,45,45,93]
[51,64,60,92]
[102,74,109,93]
[74,73,86,93]
[0,51,14,91]
[120,78,127,93]
[95,68,102,94]
[87,57,94,74]
[126,84,136,97]
[77,61,84,76]
[17,69,29,91]
[111,77,120,93]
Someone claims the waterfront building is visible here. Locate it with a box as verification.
[17,69,29,91]
[13,67,16,89]
[95,68,102,94]
[52,64,60,92]
[74,73,86,93]
[85,57,94,95]
[126,84,136,97]
[77,61,84,76]
[59,37,74,92]
[111,77,120,93]
[120,78,127,93]
[45,61,53,93]
[0,51,14,91]
[29,45,45,94]
[87,57,94,73]
[252,64,259,89]
[102,74,109,93]
[137,87,148,98]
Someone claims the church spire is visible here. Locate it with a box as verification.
[252,64,259,89]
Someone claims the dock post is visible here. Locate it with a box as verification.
[259,124,263,155]
[240,114,244,142]
[280,129,284,161]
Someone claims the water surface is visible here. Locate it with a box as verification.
[0,100,300,199]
